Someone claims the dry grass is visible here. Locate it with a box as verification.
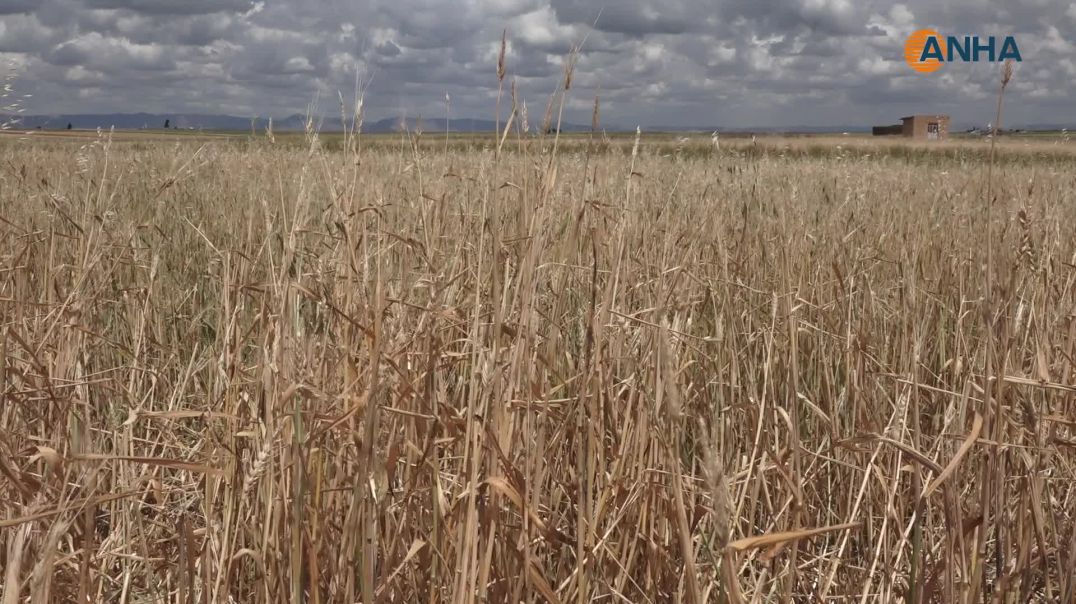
[2,108,1076,603]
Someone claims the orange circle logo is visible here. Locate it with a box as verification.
[905,29,946,73]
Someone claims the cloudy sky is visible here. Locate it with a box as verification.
[0,0,1073,128]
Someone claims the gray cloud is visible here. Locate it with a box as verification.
[0,0,36,14]
[0,0,1072,127]
[551,0,696,35]
[83,0,255,15]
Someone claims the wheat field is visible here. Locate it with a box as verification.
[2,124,1075,603]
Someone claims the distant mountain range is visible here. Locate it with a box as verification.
[3,113,1072,134]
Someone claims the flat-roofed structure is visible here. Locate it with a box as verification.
[872,114,950,140]
[901,114,950,140]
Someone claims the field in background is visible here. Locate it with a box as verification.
[2,128,1075,602]
[4,125,1074,151]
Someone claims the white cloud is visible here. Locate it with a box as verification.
[511,7,570,48]
[707,44,736,65]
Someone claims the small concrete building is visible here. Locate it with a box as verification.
[872,114,950,140]
[901,115,950,140]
